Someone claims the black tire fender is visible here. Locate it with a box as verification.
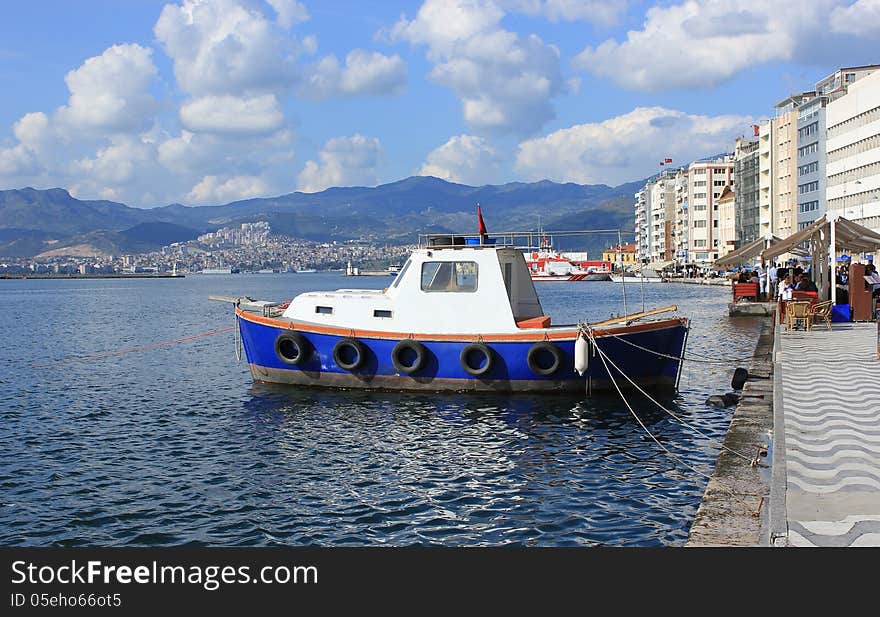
[460,342,494,377]
[333,337,367,371]
[526,341,563,377]
[391,339,427,374]
[274,331,312,366]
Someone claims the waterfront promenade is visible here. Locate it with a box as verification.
[770,323,880,546]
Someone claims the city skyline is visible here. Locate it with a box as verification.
[1,0,879,208]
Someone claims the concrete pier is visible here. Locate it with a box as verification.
[769,322,880,547]
[686,319,774,546]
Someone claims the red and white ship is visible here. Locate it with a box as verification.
[524,236,612,282]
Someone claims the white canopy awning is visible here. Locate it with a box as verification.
[714,234,784,268]
[760,216,826,262]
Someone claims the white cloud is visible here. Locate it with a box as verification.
[266,0,310,28]
[179,94,286,135]
[501,0,630,25]
[55,44,158,133]
[297,134,382,193]
[154,0,301,97]
[74,136,156,185]
[390,0,564,135]
[301,50,407,99]
[418,135,501,185]
[0,144,40,178]
[830,0,880,36]
[187,174,272,203]
[573,0,876,92]
[515,106,754,185]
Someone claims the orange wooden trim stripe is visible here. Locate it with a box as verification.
[235,307,687,342]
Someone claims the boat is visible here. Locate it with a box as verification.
[199,267,233,274]
[524,239,612,282]
[610,269,666,283]
[221,232,689,394]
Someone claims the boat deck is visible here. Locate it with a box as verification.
[771,322,880,546]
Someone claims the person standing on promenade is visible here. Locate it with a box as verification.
[769,262,779,299]
[757,264,767,300]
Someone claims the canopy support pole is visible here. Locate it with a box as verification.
[830,217,837,305]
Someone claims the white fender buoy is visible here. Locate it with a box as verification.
[574,333,589,376]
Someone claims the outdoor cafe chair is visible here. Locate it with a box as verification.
[785,301,812,332]
[807,300,833,331]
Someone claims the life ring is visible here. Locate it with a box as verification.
[526,341,563,376]
[274,331,312,366]
[391,340,427,374]
[333,337,367,371]
[460,342,494,376]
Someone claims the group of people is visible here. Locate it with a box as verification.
[734,262,818,301]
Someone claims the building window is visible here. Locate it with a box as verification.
[798,161,819,176]
[693,220,706,228]
[797,141,819,157]
[798,181,819,194]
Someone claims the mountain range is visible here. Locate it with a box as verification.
[0,176,645,259]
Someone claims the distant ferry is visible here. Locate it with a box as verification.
[199,267,234,274]
[524,237,612,282]
[298,268,317,273]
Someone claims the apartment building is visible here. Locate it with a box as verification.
[687,157,734,264]
[673,168,689,265]
[758,119,776,237]
[734,137,760,246]
[648,173,676,262]
[634,186,649,261]
[795,95,827,229]
[825,67,880,232]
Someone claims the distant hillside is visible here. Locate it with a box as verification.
[0,176,645,257]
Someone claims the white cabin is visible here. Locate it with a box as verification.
[281,246,547,334]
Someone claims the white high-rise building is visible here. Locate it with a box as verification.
[825,68,880,232]
[634,187,649,261]
[673,168,689,265]
[648,173,676,262]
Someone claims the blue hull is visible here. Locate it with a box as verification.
[237,313,688,394]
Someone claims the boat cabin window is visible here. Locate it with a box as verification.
[373,309,392,318]
[420,261,478,292]
[315,306,333,314]
[390,258,411,288]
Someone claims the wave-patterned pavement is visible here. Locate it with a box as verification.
[778,323,880,547]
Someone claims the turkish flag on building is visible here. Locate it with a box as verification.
[665,158,673,163]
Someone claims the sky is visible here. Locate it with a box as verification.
[0,0,878,208]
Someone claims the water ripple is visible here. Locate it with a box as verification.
[0,275,760,546]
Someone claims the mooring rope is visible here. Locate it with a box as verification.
[603,330,754,365]
[584,326,718,484]
[582,325,763,467]
[31,326,235,368]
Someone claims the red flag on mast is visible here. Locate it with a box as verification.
[665,158,673,163]
[477,203,487,238]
